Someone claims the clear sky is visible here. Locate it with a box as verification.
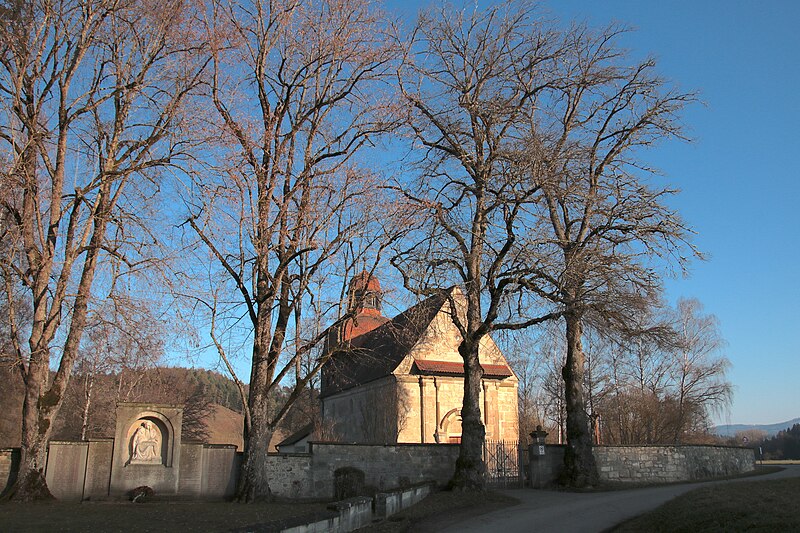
[188,1,799,428]
[385,0,800,426]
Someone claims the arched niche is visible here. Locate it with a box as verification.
[124,411,175,467]
[439,408,462,444]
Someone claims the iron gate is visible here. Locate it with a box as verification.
[483,439,523,488]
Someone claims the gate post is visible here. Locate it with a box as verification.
[528,426,548,488]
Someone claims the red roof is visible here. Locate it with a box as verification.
[349,271,381,292]
[341,313,390,341]
[414,360,513,378]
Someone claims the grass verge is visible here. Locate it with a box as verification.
[357,490,520,532]
[0,500,331,532]
[612,476,800,532]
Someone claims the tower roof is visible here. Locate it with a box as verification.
[349,270,382,293]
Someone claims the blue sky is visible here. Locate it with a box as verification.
[188,1,798,427]
[383,0,799,425]
[550,0,800,427]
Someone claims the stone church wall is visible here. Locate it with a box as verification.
[324,379,399,443]
[396,376,518,443]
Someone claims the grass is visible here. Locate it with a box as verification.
[612,476,800,532]
[0,490,518,532]
[357,490,520,532]
[0,500,331,532]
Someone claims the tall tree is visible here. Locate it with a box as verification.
[394,2,564,490]
[186,0,398,502]
[0,0,205,499]
[527,26,697,486]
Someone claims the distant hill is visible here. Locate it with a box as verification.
[713,418,800,437]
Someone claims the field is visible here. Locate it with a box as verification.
[613,476,800,532]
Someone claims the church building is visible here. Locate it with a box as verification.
[320,272,519,444]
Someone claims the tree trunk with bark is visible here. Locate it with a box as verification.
[560,307,599,487]
[451,337,486,490]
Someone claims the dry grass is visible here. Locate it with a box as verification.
[357,490,519,532]
[0,500,331,532]
[612,477,800,532]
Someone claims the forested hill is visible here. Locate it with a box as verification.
[0,365,244,447]
[713,418,800,437]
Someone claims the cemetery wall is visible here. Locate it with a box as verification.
[0,448,19,497]
[2,440,754,500]
[528,444,755,486]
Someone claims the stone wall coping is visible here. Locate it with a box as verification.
[327,496,373,511]
[308,441,459,448]
[202,443,238,449]
[267,452,312,457]
[86,438,114,442]
[116,402,182,409]
[594,444,753,451]
[48,440,90,446]
[0,448,20,452]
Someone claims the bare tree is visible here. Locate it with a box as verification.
[669,298,731,442]
[526,25,698,485]
[67,293,165,441]
[393,1,564,491]
[184,0,398,501]
[0,0,206,499]
[540,298,731,446]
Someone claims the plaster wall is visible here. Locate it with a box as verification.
[45,441,88,501]
[0,448,20,497]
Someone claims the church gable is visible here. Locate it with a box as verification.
[322,284,517,398]
[403,289,517,382]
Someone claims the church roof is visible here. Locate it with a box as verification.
[320,290,450,398]
[340,313,390,341]
[413,360,513,378]
[275,423,314,449]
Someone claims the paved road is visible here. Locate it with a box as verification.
[434,465,800,533]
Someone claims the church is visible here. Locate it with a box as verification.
[320,272,519,444]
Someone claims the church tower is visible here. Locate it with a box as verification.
[341,271,389,341]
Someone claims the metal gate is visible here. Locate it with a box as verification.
[483,439,523,488]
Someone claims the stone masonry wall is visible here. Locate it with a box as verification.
[307,442,460,499]
[530,444,755,486]
[266,453,313,498]
[594,445,755,483]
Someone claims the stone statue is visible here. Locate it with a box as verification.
[130,420,161,463]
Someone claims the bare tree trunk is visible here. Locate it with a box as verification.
[451,338,486,490]
[561,308,599,487]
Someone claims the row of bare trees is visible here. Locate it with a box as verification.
[517,298,731,447]
[1,0,711,500]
